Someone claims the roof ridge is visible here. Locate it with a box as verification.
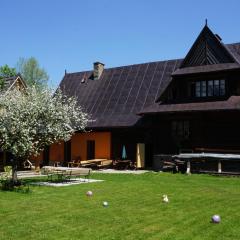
[65,43,240,77]
[226,42,240,46]
[65,59,182,76]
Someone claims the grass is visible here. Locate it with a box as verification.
[0,172,240,240]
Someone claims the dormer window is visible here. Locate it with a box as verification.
[220,80,226,95]
[208,80,213,96]
[192,79,225,98]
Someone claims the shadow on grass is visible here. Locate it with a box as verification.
[0,178,32,193]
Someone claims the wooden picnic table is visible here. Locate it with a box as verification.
[80,159,111,167]
[83,159,107,163]
[173,153,240,174]
[173,153,240,160]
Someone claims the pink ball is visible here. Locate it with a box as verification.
[86,191,93,197]
[212,215,221,223]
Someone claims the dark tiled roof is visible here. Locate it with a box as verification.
[60,60,180,127]
[226,42,240,63]
[59,43,240,128]
[172,62,240,76]
[139,96,240,115]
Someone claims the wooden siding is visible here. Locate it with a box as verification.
[49,142,64,162]
[71,132,111,160]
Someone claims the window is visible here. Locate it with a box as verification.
[213,80,220,96]
[195,82,201,97]
[193,79,225,98]
[201,81,206,97]
[208,80,213,96]
[172,121,190,140]
[220,80,225,96]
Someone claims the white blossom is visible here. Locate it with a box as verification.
[0,86,89,159]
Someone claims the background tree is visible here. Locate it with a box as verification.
[0,64,16,78]
[0,86,89,182]
[0,65,17,90]
[16,57,49,88]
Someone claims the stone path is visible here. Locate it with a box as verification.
[17,171,42,179]
[31,178,104,187]
[16,169,149,179]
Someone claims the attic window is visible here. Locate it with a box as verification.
[192,80,225,97]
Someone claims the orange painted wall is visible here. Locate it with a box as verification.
[32,132,111,165]
[71,132,111,160]
[31,142,65,165]
[49,141,64,162]
[30,151,43,167]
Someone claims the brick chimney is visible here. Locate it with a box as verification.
[93,62,104,80]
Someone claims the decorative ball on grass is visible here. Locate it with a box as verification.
[211,215,221,223]
[103,201,109,207]
[86,191,93,197]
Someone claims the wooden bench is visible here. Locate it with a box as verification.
[64,168,92,182]
[42,166,92,182]
[42,167,62,181]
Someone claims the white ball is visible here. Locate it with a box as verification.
[103,201,109,207]
[86,191,93,197]
[212,215,221,223]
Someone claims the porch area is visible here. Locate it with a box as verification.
[30,130,146,171]
[153,151,240,175]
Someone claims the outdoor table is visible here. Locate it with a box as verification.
[173,153,240,174]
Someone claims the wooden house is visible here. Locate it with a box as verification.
[43,24,240,172]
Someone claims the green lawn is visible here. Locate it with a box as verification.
[0,172,239,240]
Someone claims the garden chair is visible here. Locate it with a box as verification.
[0,166,12,180]
[23,160,35,170]
[68,156,81,167]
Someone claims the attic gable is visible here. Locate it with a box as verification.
[180,25,236,68]
[0,74,27,93]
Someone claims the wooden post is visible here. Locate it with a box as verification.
[218,160,222,173]
[186,160,191,174]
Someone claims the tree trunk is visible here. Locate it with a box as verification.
[11,157,18,183]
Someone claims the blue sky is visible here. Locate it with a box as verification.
[1,0,240,88]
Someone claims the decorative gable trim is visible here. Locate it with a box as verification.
[6,74,27,93]
[180,25,236,68]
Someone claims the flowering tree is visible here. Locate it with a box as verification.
[0,86,89,182]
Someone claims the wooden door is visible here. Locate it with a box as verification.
[87,140,95,160]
